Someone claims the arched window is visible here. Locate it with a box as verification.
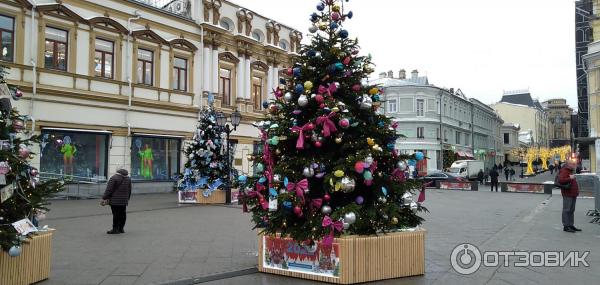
[251,29,264,42]
[219,18,234,31]
[279,39,289,50]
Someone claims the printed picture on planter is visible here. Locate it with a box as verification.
[263,236,340,278]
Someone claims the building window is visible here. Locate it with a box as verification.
[44,27,68,71]
[436,100,440,114]
[0,15,14,62]
[417,127,424,139]
[137,48,154,85]
[504,133,510,144]
[456,131,461,144]
[444,130,448,142]
[253,76,263,110]
[219,68,231,106]
[172,57,187,91]
[436,128,440,140]
[416,99,424,116]
[132,136,181,181]
[279,40,288,50]
[388,99,397,113]
[39,130,109,180]
[94,38,114,79]
[465,134,470,146]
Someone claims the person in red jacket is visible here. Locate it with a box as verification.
[558,160,580,233]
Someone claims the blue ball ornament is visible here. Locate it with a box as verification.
[355,196,364,205]
[317,3,325,11]
[283,201,293,210]
[310,13,319,22]
[238,175,248,183]
[363,170,373,180]
[293,67,302,77]
[262,101,269,109]
[415,151,425,161]
[256,163,265,173]
[347,11,353,19]
[372,94,380,102]
[307,49,316,57]
[408,159,417,166]
[339,29,349,39]
[8,246,21,257]
[328,64,338,74]
[295,83,304,94]
[330,22,339,29]
[279,78,286,84]
[335,62,344,71]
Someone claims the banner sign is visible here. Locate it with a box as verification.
[178,190,198,203]
[439,182,472,191]
[12,218,38,236]
[506,183,544,194]
[263,235,341,278]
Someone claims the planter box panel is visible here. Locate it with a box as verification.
[0,231,54,285]
[177,190,226,204]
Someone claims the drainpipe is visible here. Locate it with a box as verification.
[439,90,444,170]
[28,1,37,121]
[199,24,204,116]
[125,11,141,169]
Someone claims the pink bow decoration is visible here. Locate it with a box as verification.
[322,216,344,246]
[369,161,378,173]
[287,179,308,204]
[310,198,323,210]
[260,130,274,185]
[318,85,328,95]
[291,124,313,149]
[316,113,338,137]
[245,190,268,212]
[328,83,338,94]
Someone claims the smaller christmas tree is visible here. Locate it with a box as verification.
[0,64,64,255]
[180,105,226,197]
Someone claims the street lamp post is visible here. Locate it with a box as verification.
[216,110,241,205]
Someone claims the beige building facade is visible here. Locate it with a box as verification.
[0,0,298,190]
[491,98,549,148]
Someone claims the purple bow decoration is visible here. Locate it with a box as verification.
[291,123,312,149]
[322,216,344,246]
[316,113,338,137]
[287,178,308,204]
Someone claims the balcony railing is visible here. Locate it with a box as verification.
[131,0,192,19]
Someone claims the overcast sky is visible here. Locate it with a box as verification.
[231,0,578,108]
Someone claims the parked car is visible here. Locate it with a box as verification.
[447,160,484,180]
[418,172,465,185]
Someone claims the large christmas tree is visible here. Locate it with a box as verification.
[0,65,64,254]
[240,0,426,244]
[180,106,225,196]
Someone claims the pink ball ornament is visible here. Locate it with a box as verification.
[352,84,361,92]
[12,120,25,131]
[306,123,315,131]
[315,141,322,148]
[338,118,350,129]
[30,168,39,176]
[18,145,30,159]
[331,12,341,21]
[343,57,352,65]
[286,67,293,76]
[324,193,331,201]
[354,161,365,173]
[315,94,324,104]
[293,206,302,215]
[319,103,326,109]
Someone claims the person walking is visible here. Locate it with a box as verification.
[102,168,132,234]
[558,160,580,233]
[477,169,484,185]
[489,167,499,192]
[549,163,555,175]
[504,167,509,181]
[509,168,516,181]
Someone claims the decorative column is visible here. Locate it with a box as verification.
[203,44,211,95]
[267,66,274,100]
[244,55,251,100]
[211,46,219,94]
[237,52,245,99]
[272,65,280,90]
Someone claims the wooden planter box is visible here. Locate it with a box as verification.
[0,230,54,285]
[178,190,226,204]
[258,229,425,284]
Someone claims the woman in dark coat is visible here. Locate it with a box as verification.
[102,169,132,234]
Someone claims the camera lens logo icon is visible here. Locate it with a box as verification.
[450,243,482,275]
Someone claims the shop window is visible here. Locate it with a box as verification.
[131,136,181,181]
[94,38,114,79]
[219,68,231,106]
[0,14,14,62]
[39,130,108,181]
[44,27,68,71]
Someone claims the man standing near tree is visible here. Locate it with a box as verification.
[559,160,580,233]
[102,168,132,234]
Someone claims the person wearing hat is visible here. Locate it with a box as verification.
[101,168,132,234]
[558,160,580,233]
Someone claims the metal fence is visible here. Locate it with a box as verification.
[40,172,107,200]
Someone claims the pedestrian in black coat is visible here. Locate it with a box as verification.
[477,169,484,185]
[489,168,500,192]
[504,167,510,180]
[102,169,132,234]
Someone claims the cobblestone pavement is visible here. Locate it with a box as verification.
[38,182,599,285]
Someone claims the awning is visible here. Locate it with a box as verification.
[465,151,474,158]
[41,127,112,134]
[457,151,466,157]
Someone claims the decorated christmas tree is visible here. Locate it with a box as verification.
[0,64,64,255]
[240,0,426,244]
[180,105,225,197]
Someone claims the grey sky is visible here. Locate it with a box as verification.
[231,0,578,109]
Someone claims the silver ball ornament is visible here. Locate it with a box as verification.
[397,161,407,170]
[402,192,413,204]
[343,222,350,230]
[321,205,332,215]
[340,176,356,193]
[360,95,373,110]
[343,212,357,224]
[284,92,293,102]
[410,202,418,213]
[298,95,309,107]
[378,197,387,203]
[365,155,374,167]
[303,167,314,177]
[309,25,318,33]
[273,174,281,183]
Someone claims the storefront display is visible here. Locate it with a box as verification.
[131,136,181,181]
[40,130,108,180]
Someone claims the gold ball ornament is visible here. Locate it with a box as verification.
[304,81,314,91]
[391,217,398,224]
[319,23,328,31]
[332,107,340,113]
[369,87,379,95]
[335,137,342,144]
[334,170,345,177]
[332,4,341,12]
[367,138,375,146]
